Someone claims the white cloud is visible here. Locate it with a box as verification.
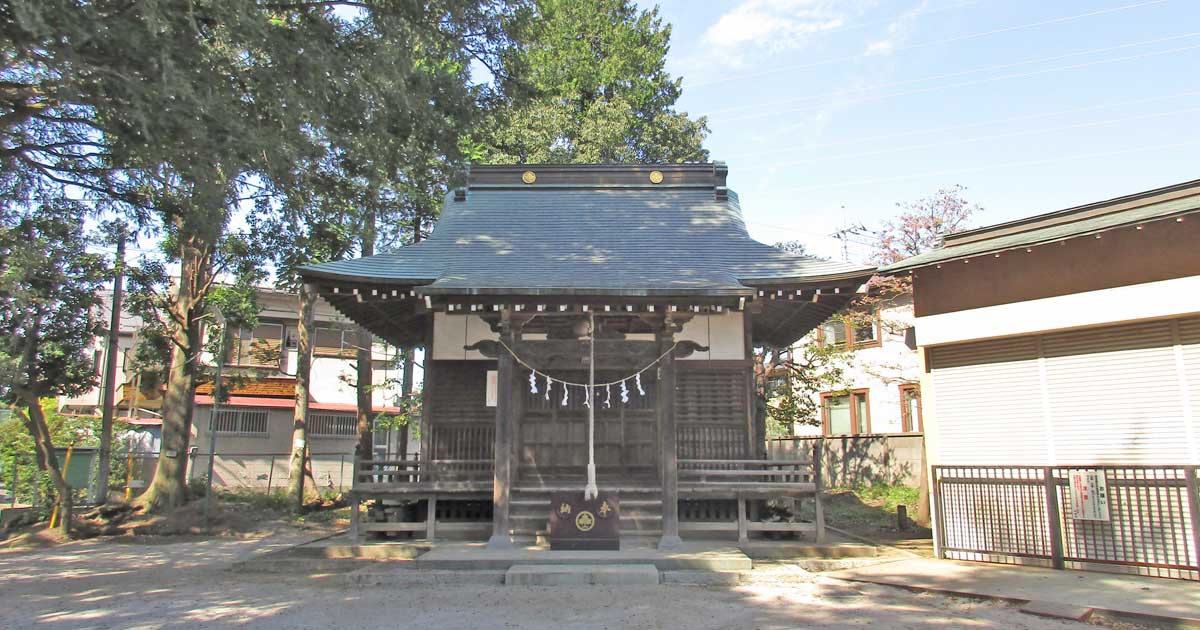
[864,0,927,56]
[698,0,851,67]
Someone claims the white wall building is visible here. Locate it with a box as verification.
[791,294,923,437]
[60,284,414,490]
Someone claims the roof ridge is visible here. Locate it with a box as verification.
[943,178,1200,247]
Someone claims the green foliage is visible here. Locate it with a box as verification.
[759,343,851,437]
[772,240,809,256]
[0,402,131,516]
[373,394,422,439]
[251,1,516,286]
[0,200,106,405]
[479,0,708,163]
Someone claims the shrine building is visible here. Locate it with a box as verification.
[298,163,874,549]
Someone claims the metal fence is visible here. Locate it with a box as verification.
[933,465,1200,581]
[2,450,358,510]
[184,451,355,493]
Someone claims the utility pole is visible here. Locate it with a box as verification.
[204,312,229,521]
[94,225,125,504]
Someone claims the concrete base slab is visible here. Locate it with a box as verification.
[416,541,752,572]
[290,538,429,560]
[284,532,427,556]
[1020,600,1094,622]
[740,541,877,560]
[828,558,1200,628]
[505,564,660,586]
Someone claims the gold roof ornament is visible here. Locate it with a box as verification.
[649,170,664,184]
[522,170,537,184]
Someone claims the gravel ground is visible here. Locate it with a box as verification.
[0,533,1129,630]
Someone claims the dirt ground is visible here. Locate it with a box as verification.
[0,530,1141,630]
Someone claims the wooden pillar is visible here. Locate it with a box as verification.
[658,319,682,550]
[488,311,516,549]
[736,497,749,544]
[419,321,434,466]
[742,308,758,459]
[348,493,361,541]
[426,494,438,541]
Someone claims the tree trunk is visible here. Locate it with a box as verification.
[137,235,206,511]
[355,211,376,459]
[17,400,72,536]
[94,229,125,504]
[288,282,317,512]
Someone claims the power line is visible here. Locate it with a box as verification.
[721,90,1200,160]
[687,0,1173,89]
[705,31,1200,118]
[717,42,1200,123]
[740,106,1200,168]
[769,139,1200,193]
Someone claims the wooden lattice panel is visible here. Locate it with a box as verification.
[676,364,750,459]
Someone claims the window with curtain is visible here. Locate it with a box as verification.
[817,310,881,349]
[226,322,283,367]
[819,320,847,347]
[314,327,356,358]
[825,394,852,434]
[899,383,922,433]
[822,389,871,435]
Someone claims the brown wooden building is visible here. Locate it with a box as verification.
[299,163,874,549]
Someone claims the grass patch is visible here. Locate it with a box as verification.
[823,484,927,538]
[845,484,918,513]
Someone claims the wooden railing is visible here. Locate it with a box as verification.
[677,443,825,542]
[352,458,493,493]
[679,459,817,486]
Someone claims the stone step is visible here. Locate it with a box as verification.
[414,544,753,571]
[510,498,662,508]
[512,486,662,495]
[510,504,662,517]
[504,563,660,586]
[506,525,667,535]
[509,512,662,523]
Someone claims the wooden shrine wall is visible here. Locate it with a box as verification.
[676,361,752,460]
[426,359,755,475]
[427,360,495,461]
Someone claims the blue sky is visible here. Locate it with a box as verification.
[642,0,1200,261]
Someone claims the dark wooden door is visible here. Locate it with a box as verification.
[517,370,659,485]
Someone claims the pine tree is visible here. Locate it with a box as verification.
[478,0,709,163]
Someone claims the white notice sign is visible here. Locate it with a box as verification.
[485,370,498,407]
[1068,469,1110,521]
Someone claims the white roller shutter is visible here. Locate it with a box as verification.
[929,317,1199,467]
[929,337,1049,465]
[1180,316,1200,462]
[1043,320,1187,464]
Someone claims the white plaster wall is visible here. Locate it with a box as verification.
[677,312,745,360]
[432,313,497,360]
[915,274,1200,348]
